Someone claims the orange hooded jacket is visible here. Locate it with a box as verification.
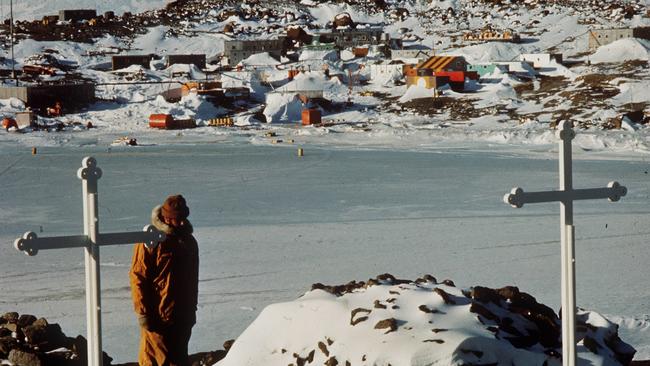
[130,205,199,326]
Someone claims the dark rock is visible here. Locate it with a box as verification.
[2,322,18,332]
[23,323,48,344]
[0,336,19,358]
[434,288,456,305]
[350,308,371,326]
[324,356,338,366]
[415,274,437,284]
[469,302,498,321]
[2,312,19,323]
[423,339,444,343]
[374,318,397,334]
[318,341,329,356]
[470,286,500,304]
[32,318,48,328]
[223,339,234,351]
[332,12,354,29]
[418,305,438,314]
[496,286,520,300]
[18,314,37,328]
[189,350,227,366]
[441,279,455,287]
[8,349,43,366]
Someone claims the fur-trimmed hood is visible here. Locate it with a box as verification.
[151,205,193,236]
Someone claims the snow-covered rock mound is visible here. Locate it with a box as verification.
[217,274,635,366]
[591,39,650,64]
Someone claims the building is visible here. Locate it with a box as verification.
[491,61,537,78]
[410,56,478,91]
[166,54,206,69]
[588,27,650,50]
[0,83,95,110]
[463,27,520,43]
[223,38,286,66]
[311,28,390,49]
[369,62,404,82]
[415,55,468,72]
[405,74,450,90]
[390,45,432,62]
[276,72,329,101]
[519,54,563,69]
[467,63,510,77]
[112,55,155,70]
[58,9,97,22]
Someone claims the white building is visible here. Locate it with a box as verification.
[369,62,404,83]
[519,53,562,69]
[390,46,432,62]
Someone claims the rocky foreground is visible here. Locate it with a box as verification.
[2,273,650,365]
[0,312,230,366]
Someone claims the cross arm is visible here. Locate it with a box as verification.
[99,225,165,249]
[14,232,88,256]
[14,226,166,256]
[504,181,627,208]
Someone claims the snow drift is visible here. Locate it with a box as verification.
[591,39,650,64]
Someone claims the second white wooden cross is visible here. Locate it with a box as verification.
[503,121,627,366]
[14,157,166,366]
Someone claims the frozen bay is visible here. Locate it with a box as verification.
[0,142,648,362]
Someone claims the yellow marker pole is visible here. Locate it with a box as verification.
[298,148,304,157]
[32,147,37,155]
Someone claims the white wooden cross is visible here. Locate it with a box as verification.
[13,157,166,366]
[503,121,627,366]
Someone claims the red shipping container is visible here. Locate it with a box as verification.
[302,109,321,126]
[149,114,173,129]
[434,71,466,82]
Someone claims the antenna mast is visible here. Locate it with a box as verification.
[9,0,15,82]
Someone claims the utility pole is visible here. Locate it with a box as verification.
[9,0,16,83]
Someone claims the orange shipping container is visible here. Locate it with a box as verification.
[2,117,18,130]
[353,47,369,58]
[149,114,174,129]
[302,109,321,126]
[288,70,300,80]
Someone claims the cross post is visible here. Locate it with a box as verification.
[14,157,166,366]
[503,121,626,366]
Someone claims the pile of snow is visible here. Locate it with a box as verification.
[611,82,650,106]
[263,93,304,123]
[238,52,281,67]
[217,274,636,366]
[591,39,650,64]
[277,71,336,94]
[110,64,152,74]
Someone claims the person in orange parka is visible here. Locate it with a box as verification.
[130,194,199,366]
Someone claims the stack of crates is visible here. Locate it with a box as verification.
[208,117,234,127]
